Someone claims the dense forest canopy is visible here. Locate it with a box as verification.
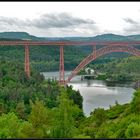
[91,56,140,82]
[0,60,140,138]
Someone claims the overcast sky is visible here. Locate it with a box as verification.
[0,2,140,37]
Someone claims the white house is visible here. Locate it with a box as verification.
[85,68,95,75]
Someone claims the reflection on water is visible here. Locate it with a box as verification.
[41,71,136,117]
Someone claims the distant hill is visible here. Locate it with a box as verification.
[91,33,131,41]
[0,32,140,42]
[0,32,45,41]
[44,33,140,42]
[127,34,140,41]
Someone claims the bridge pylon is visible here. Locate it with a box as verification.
[59,45,65,85]
[24,43,30,78]
[93,45,96,59]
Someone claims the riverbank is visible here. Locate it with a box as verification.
[41,71,135,116]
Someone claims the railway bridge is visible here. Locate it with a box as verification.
[0,40,140,85]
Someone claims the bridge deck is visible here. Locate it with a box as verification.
[0,41,140,46]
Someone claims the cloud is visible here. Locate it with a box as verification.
[123,17,140,34]
[32,13,95,29]
[0,17,30,28]
[123,18,138,24]
[0,13,99,37]
[0,13,95,29]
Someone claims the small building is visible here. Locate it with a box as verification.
[85,68,95,75]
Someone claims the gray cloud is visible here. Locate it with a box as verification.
[123,18,138,24]
[32,13,95,28]
[0,13,95,29]
[123,17,140,34]
[0,13,99,37]
[0,17,30,28]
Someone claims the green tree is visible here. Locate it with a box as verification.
[66,85,83,109]
[0,102,5,115]
[15,101,26,119]
[125,122,140,138]
[0,112,22,138]
[20,99,52,138]
[51,90,78,138]
[131,90,140,114]
[92,108,108,127]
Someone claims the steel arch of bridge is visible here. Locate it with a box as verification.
[65,44,140,84]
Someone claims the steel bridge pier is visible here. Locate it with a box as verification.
[59,45,65,85]
[24,43,30,78]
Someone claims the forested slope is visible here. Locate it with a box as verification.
[0,60,84,138]
[92,56,140,81]
[0,60,140,138]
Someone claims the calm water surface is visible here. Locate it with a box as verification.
[41,71,135,116]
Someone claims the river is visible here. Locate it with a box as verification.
[41,71,136,117]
